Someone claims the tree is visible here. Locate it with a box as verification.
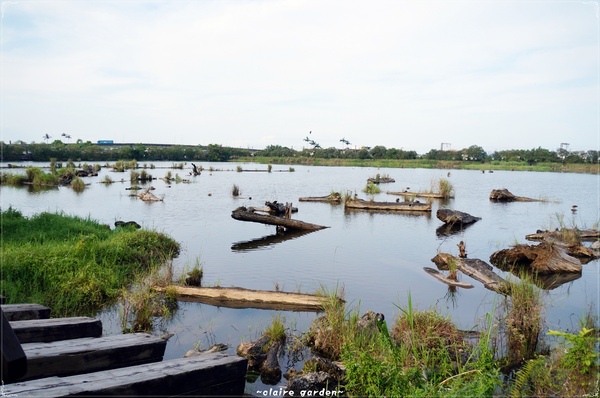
[370,145,387,159]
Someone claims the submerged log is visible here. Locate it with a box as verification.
[345,199,432,212]
[432,253,509,294]
[231,207,328,231]
[155,285,337,312]
[489,188,541,202]
[490,242,583,274]
[436,209,481,225]
[298,193,342,203]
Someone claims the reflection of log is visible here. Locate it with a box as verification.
[231,230,314,252]
[435,222,475,237]
[436,209,481,225]
[493,261,581,290]
[155,285,336,312]
[231,207,328,231]
[299,193,342,203]
[432,253,509,294]
[489,188,541,202]
[423,267,474,289]
[490,242,582,274]
[345,199,431,212]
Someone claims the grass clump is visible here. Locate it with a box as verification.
[363,182,381,195]
[232,184,241,197]
[1,207,180,316]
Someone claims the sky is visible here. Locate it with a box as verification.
[1,1,598,155]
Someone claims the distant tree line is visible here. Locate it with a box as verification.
[1,140,598,164]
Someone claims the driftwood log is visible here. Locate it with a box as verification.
[345,199,432,212]
[154,285,334,312]
[423,267,474,289]
[231,206,328,232]
[298,193,342,203]
[387,191,454,199]
[490,242,583,274]
[489,188,541,202]
[431,253,509,294]
[436,209,481,226]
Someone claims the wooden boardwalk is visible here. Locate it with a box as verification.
[1,303,248,396]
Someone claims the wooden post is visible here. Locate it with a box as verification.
[1,308,27,383]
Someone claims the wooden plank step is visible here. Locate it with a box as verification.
[1,304,51,321]
[10,317,103,343]
[5,352,248,397]
[18,333,167,382]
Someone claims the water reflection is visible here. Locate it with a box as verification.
[232,230,317,252]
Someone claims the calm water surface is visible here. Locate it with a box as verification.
[2,162,599,394]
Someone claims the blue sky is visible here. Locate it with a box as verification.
[1,0,598,154]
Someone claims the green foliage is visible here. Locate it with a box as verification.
[71,176,85,192]
[548,327,599,375]
[265,314,286,342]
[1,209,180,316]
[363,182,381,195]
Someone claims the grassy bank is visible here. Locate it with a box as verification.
[301,283,599,397]
[237,157,599,174]
[1,207,180,316]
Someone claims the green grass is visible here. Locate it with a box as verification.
[1,207,180,316]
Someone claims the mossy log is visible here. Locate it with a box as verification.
[345,199,432,212]
[490,242,583,274]
[489,188,541,202]
[431,253,509,294]
[436,209,481,225]
[231,207,328,231]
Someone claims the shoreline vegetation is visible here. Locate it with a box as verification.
[0,141,598,175]
[1,159,598,395]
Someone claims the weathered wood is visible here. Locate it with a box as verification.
[345,199,432,212]
[432,253,509,294]
[10,317,102,343]
[156,285,335,312]
[299,193,342,203]
[265,201,298,215]
[4,352,248,397]
[137,187,163,202]
[1,308,28,383]
[525,228,600,242]
[489,188,541,202]
[1,304,51,321]
[18,333,167,382]
[423,267,474,289]
[387,191,454,199]
[490,242,583,274]
[231,206,329,231]
[436,209,481,225]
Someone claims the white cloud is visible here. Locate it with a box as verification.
[1,0,598,153]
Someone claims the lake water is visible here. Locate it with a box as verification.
[1,162,598,394]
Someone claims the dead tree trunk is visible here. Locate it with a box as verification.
[231,207,328,231]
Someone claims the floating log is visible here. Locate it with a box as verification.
[489,188,542,202]
[231,206,328,232]
[490,242,583,274]
[299,193,342,203]
[138,187,163,202]
[387,191,454,199]
[431,253,509,294]
[423,267,474,289]
[155,285,338,312]
[344,199,432,212]
[436,209,481,225]
[5,352,247,397]
[525,228,600,242]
